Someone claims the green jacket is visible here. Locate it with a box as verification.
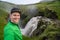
[4,21,22,40]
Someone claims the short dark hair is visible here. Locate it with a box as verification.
[11,8,21,14]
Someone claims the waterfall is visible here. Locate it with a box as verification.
[20,16,42,36]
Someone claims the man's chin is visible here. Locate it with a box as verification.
[13,21,19,24]
[14,22,19,24]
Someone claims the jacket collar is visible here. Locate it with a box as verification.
[9,20,19,26]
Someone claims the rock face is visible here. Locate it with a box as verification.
[32,17,53,36]
[31,17,60,40]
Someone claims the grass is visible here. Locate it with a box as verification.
[36,1,60,19]
[0,8,8,40]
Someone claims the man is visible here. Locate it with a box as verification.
[4,8,22,40]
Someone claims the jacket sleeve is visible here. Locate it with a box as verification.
[4,28,14,40]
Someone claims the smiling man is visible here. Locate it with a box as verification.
[4,8,22,40]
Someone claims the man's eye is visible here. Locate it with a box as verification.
[13,15,16,16]
[13,15,20,16]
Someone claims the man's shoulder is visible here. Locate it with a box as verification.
[4,23,13,31]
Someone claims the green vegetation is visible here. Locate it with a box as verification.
[0,8,8,40]
[36,1,60,19]
[37,20,60,40]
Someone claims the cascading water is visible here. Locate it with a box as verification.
[20,16,42,36]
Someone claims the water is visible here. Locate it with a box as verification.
[20,16,42,36]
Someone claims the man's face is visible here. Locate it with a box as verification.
[10,12,20,24]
